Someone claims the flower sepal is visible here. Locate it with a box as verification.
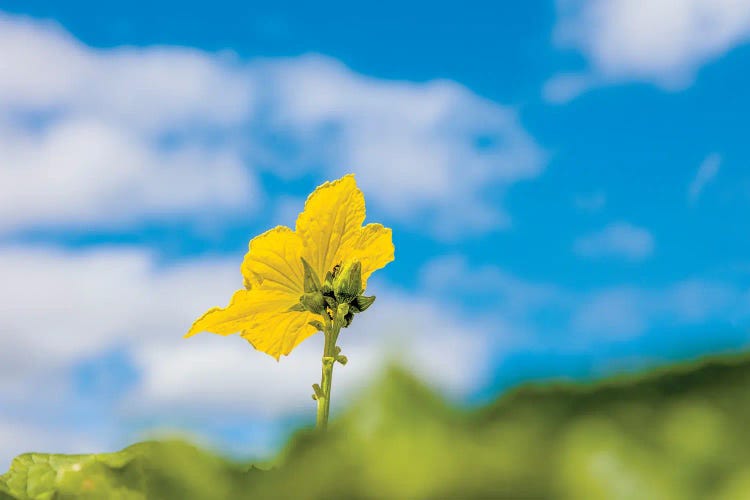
[301,257,322,293]
[350,294,375,313]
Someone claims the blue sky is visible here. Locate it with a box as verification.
[1,0,750,467]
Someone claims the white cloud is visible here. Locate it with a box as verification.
[1,244,745,463]
[0,12,543,238]
[418,254,566,318]
[0,245,493,421]
[549,0,750,101]
[574,222,655,261]
[419,255,748,343]
[0,12,259,233]
[688,153,722,203]
[128,286,494,419]
[270,195,306,228]
[254,56,545,238]
[0,417,105,472]
[543,73,595,104]
[0,246,239,383]
[0,13,254,132]
[0,119,256,233]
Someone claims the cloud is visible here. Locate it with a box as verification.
[0,245,745,465]
[688,153,722,203]
[0,246,239,384]
[0,245,493,421]
[573,280,744,339]
[548,0,750,101]
[0,11,543,239]
[0,119,257,233]
[418,254,566,319]
[0,12,259,234]
[129,287,494,419]
[420,255,749,343]
[574,222,655,261]
[0,417,106,472]
[0,13,254,132]
[252,56,545,238]
[543,73,596,104]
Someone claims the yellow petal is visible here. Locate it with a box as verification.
[184,289,263,338]
[241,226,305,295]
[295,174,366,280]
[185,287,296,337]
[185,287,317,359]
[241,308,318,360]
[340,223,395,289]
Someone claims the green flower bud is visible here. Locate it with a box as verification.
[333,260,362,303]
[300,291,326,315]
[300,257,321,293]
[337,302,349,317]
[320,270,334,295]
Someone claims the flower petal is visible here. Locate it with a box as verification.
[185,287,317,359]
[185,288,299,336]
[241,226,305,295]
[341,223,395,289]
[295,174,366,280]
[240,308,318,360]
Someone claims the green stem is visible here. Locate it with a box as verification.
[316,311,343,430]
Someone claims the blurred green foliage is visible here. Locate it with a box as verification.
[5,353,750,499]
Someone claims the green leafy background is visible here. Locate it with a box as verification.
[5,353,750,499]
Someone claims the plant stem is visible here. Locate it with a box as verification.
[316,315,341,430]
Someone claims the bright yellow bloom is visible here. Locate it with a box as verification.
[185,174,394,359]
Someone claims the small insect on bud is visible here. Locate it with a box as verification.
[300,291,327,315]
[333,260,362,304]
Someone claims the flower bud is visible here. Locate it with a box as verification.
[300,291,326,315]
[320,270,334,295]
[333,260,362,303]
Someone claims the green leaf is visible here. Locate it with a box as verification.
[0,441,265,500]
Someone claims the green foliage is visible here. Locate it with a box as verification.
[0,441,259,499]
[6,354,750,498]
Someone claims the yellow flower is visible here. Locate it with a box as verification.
[184,174,394,360]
